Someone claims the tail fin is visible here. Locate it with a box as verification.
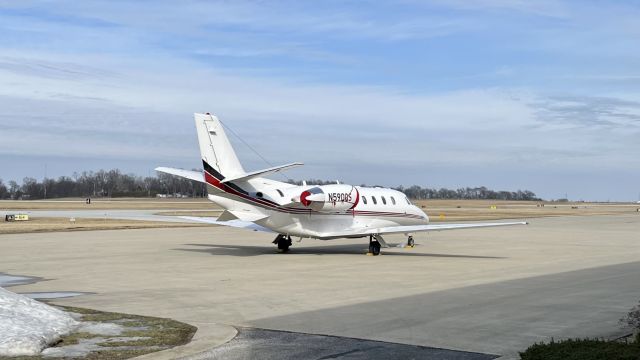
[195,113,245,179]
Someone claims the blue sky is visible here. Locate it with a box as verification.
[0,0,639,201]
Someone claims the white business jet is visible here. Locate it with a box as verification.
[157,113,527,255]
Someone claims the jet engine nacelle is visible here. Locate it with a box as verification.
[298,184,359,213]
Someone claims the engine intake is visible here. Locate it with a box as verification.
[298,185,359,213]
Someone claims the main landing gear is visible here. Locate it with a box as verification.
[407,235,415,248]
[273,234,292,253]
[368,235,381,256]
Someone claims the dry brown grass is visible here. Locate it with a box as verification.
[1,199,637,234]
[2,305,197,360]
[0,217,209,235]
[414,199,640,222]
[0,198,216,210]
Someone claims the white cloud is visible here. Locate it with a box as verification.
[1,1,639,200]
[1,50,638,178]
[0,0,474,43]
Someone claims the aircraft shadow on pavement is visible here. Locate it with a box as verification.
[173,243,506,259]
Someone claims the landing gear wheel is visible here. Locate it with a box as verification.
[369,242,381,256]
[368,235,381,256]
[275,235,292,253]
[407,236,415,248]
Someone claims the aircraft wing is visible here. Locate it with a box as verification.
[179,216,275,233]
[319,221,528,239]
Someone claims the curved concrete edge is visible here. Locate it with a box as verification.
[132,322,237,360]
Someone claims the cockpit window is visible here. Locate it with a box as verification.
[362,196,367,205]
[405,197,411,205]
[276,189,284,197]
[381,196,387,205]
[390,196,396,205]
[372,196,377,205]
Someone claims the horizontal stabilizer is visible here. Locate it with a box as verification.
[155,167,204,183]
[220,163,303,183]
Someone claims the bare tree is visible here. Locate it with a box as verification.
[620,301,640,334]
[0,179,8,199]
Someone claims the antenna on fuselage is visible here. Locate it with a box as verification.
[217,118,290,182]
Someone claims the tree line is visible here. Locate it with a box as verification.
[0,170,539,201]
[0,169,207,200]
[396,185,539,201]
[287,180,539,200]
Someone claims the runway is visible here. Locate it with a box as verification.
[1,213,639,359]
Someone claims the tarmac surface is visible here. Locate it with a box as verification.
[184,328,498,360]
[1,213,639,359]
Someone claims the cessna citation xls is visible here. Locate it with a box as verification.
[157,113,527,256]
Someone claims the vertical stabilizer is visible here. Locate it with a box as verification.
[195,113,245,179]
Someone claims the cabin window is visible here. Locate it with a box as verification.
[372,196,377,205]
[381,196,387,205]
[276,189,284,197]
[362,196,367,205]
[390,196,396,205]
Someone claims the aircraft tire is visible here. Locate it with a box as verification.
[370,242,381,256]
[277,237,291,252]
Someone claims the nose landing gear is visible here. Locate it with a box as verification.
[407,235,415,248]
[368,235,381,256]
[273,234,292,253]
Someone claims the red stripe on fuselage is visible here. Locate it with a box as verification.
[349,187,360,210]
[203,169,423,219]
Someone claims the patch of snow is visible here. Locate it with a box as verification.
[61,311,84,321]
[22,291,89,299]
[41,338,99,358]
[0,273,40,287]
[126,325,150,331]
[99,336,151,343]
[0,287,79,356]
[78,321,124,336]
[42,337,162,358]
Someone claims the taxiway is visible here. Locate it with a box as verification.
[1,213,639,359]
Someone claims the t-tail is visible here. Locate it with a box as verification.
[156,113,303,196]
[195,113,245,182]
